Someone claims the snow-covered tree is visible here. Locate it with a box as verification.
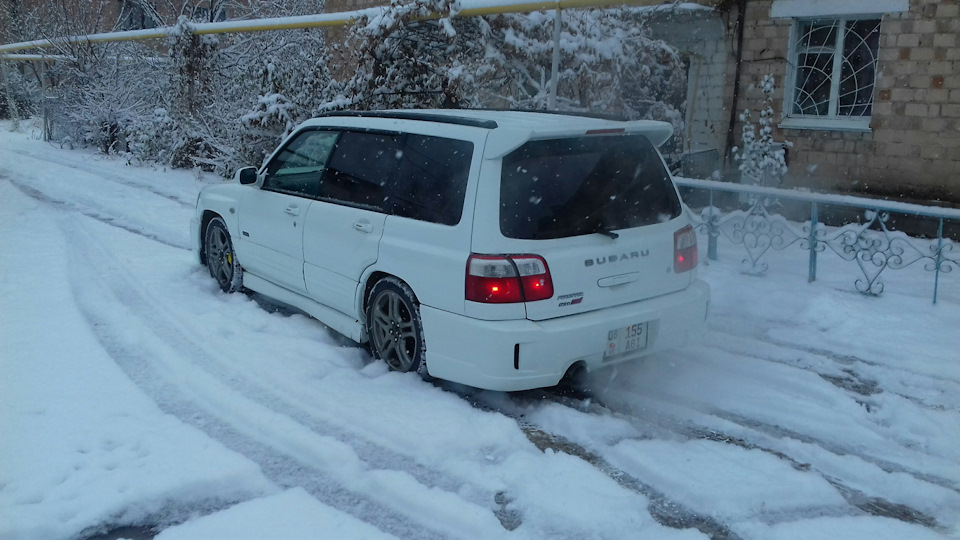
[331,3,687,158]
[332,0,488,111]
[733,74,788,186]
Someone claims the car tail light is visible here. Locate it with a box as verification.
[466,254,554,303]
[674,225,698,273]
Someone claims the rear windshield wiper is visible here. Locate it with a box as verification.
[590,227,619,240]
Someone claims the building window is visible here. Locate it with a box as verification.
[784,18,880,131]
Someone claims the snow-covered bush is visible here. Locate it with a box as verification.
[333,0,487,111]
[236,26,337,168]
[492,9,685,114]
[733,74,788,186]
[0,63,37,121]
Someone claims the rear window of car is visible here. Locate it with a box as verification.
[320,131,473,226]
[499,134,682,240]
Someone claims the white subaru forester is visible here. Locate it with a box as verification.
[191,109,709,391]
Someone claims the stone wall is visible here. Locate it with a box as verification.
[733,0,960,205]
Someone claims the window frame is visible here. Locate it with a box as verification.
[781,15,882,133]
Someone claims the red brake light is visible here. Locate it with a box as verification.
[674,225,698,273]
[466,254,554,303]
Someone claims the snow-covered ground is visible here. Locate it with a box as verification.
[1,120,958,540]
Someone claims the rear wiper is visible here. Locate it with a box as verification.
[592,228,619,240]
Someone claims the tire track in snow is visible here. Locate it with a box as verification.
[461,382,953,534]
[58,215,500,539]
[703,407,960,494]
[457,389,742,540]
[709,316,960,412]
[587,389,954,532]
[702,333,960,493]
[6,147,196,207]
[5,176,189,250]
[712,330,960,413]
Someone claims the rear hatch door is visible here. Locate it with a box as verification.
[494,133,693,321]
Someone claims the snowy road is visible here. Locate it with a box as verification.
[2,122,958,539]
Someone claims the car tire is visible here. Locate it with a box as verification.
[366,278,429,378]
[204,217,243,293]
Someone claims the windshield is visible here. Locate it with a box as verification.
[500,134,682,240]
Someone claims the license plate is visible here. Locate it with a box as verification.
[604,321,649,360]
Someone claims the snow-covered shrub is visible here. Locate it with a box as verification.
[44,42,166,153]
[484,8,687,159]
[0,63,37,121]
[334,0,489,111]
[733,74,788,187]
[236,26,337,169]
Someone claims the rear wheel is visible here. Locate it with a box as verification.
[366,278,428,377]
[204,217,242,293]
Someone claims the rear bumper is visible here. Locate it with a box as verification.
[420,280,710,391]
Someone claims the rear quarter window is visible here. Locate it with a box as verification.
[320,130,473,225]
[500,134,682,240]
[391,135,473,226]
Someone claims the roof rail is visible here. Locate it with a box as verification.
[459,107,629,122]
[317,110,498,129]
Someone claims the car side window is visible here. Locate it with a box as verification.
[320,131,401,210]
[263,130,339,198]
[391,135,472,225]
[317,130,473,225]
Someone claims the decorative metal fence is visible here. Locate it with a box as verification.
[675,177,960,304]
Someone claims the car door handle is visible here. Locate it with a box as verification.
[284,205,300,216]
[353,220,374,233]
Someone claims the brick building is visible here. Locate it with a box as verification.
[693,0,959,205]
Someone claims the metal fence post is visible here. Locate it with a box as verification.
[707,188,718,261]
[808,202,818,283]
[934,217,944,305]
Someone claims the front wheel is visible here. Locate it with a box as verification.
[366,278,428,377]
[204,217,243,293]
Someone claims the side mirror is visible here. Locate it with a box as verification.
[236,167,258,185]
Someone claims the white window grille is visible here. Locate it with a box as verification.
[783,18,881,131]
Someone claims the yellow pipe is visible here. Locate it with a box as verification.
[0,54,73,62]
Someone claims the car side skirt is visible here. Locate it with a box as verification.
[242,272,364,343]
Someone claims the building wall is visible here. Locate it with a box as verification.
[733,0,960,204]
[648,8,732,168]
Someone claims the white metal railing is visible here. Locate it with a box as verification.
[675,177,960,304]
